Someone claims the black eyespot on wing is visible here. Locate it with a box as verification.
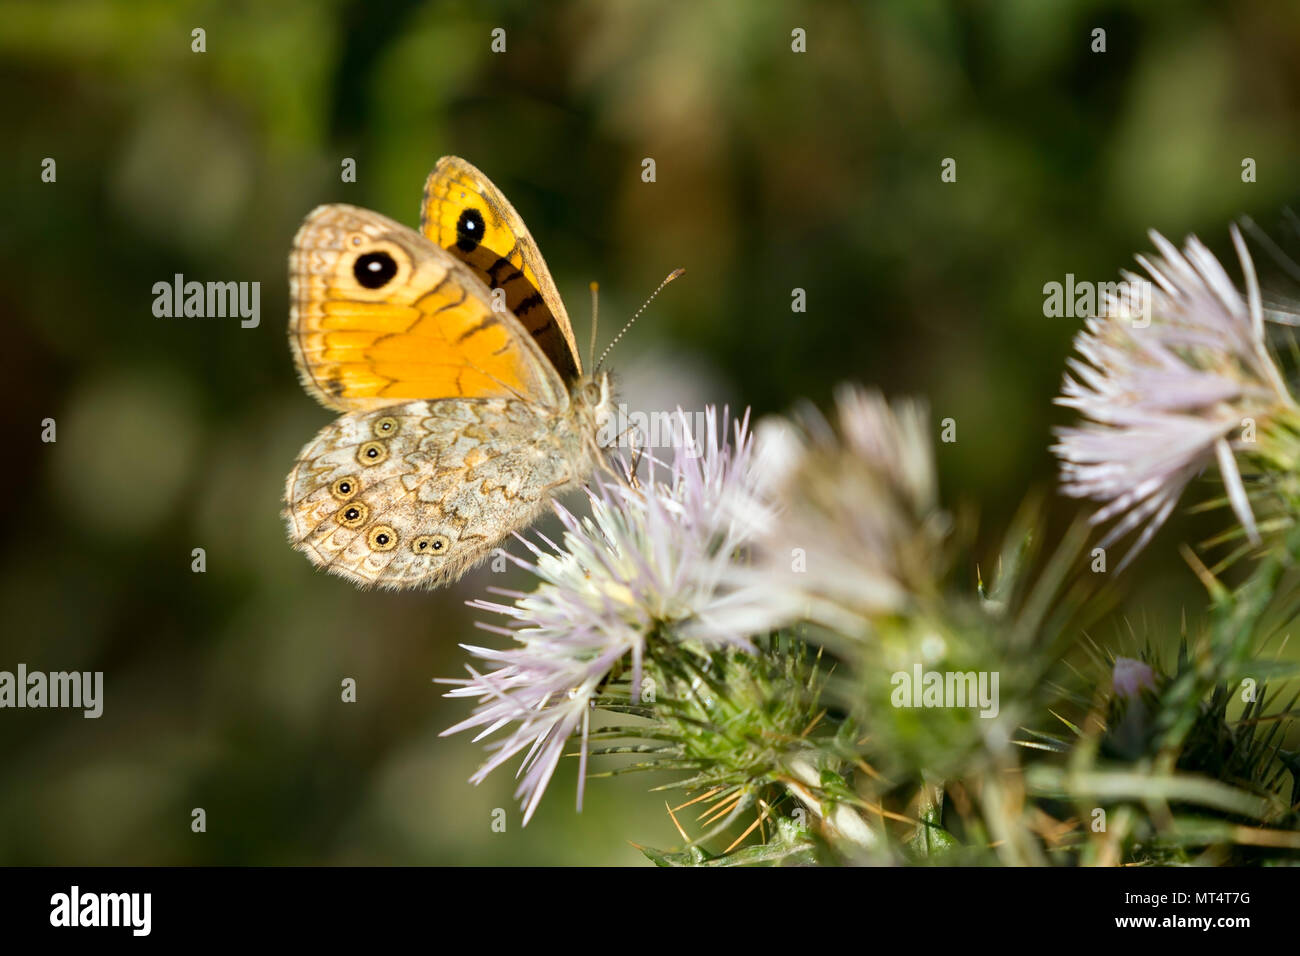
[357,441,389,466]
[456,208,486,252]
[412,533,451,555]
[338,503,369,528]
[367,525,397,552]
[354,251,397,289]
[330,476,359,500]
[373,416,399,438]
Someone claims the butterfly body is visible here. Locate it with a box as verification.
[284,158,613,590]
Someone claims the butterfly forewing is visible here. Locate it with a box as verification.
[289,204,566,412]
[421,156,582,381]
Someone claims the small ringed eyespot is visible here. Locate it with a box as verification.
[337,502,369,528]
[330,476,359,500]
[357,441,388,466]
[373,416,399,438]
[412,533,451,556]
[353,251,398,289]
[367,525,398,552]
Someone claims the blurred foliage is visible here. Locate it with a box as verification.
[2,0,1300,863]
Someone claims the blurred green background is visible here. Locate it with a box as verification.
[3,0,1300,864]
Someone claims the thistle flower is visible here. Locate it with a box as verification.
[1111,656,1157,700]
[1053,227,1298,571]
[439,408,764,823]
[709,384,947,639]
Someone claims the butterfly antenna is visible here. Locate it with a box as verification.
[587,281,600,374]
[594,268,685,373]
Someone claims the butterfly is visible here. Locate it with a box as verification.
[284,156,614,589]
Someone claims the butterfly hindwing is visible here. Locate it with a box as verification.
[420,156,582,381]
[289,203,566,412]
[284,399,594,589]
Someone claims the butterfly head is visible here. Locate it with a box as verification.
[577,370,614,421]
[572,371,617,452]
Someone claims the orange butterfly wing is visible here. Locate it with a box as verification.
[288,204,566,412]
[421,156,582,381]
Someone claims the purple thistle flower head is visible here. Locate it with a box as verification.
[1111,656,1157,700]
[703,385,947,640]
[439,408,764,824]
[1052,227,1296,571]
